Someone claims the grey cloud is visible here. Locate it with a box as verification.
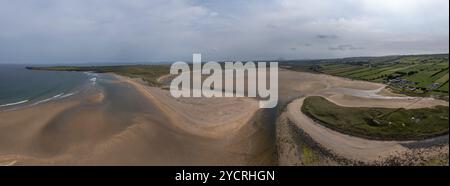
[317,34,339,39]
[0,0,448,63]
[329,44,364,51]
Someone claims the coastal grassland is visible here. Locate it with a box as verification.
[420,155,449,166]
[27,65,170,86]
[280,54,449,100]
[301,96,449,140]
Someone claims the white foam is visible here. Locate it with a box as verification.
[84,72,98,77]
[31,93,64,106]
[90,77,97,85]
[60,92,76,98]
[0,99,29,107]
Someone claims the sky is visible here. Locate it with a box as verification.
[0,0,448,64]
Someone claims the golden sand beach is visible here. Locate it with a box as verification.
[0,73,275,165]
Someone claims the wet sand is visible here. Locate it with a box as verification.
[0,74,275,165]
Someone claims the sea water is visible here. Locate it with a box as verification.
[0,64,89,109]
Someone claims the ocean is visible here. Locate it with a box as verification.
[0,64,90,109]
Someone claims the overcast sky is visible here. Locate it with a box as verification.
[0,0,448,64]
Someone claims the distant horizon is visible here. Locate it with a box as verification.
[1,52,448,66]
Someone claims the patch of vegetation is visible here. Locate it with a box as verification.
[301,96,449,140]
[27,65,170,87]
[420,155,449,166]
[300,145,320,165]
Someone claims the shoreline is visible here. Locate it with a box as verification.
[108,74,277,165]
[0,74,96,112]
[112,74,262,139]
[105,74,276,165]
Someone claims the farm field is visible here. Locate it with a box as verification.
[281,54,449,99]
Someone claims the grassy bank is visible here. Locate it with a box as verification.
[27,65,170,87]
[301,96,449,140]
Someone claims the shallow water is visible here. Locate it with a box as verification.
[0,65,89,109]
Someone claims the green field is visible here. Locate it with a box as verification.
[281,54,449,99]
[301,96,449,140]
[27,65,170,87]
